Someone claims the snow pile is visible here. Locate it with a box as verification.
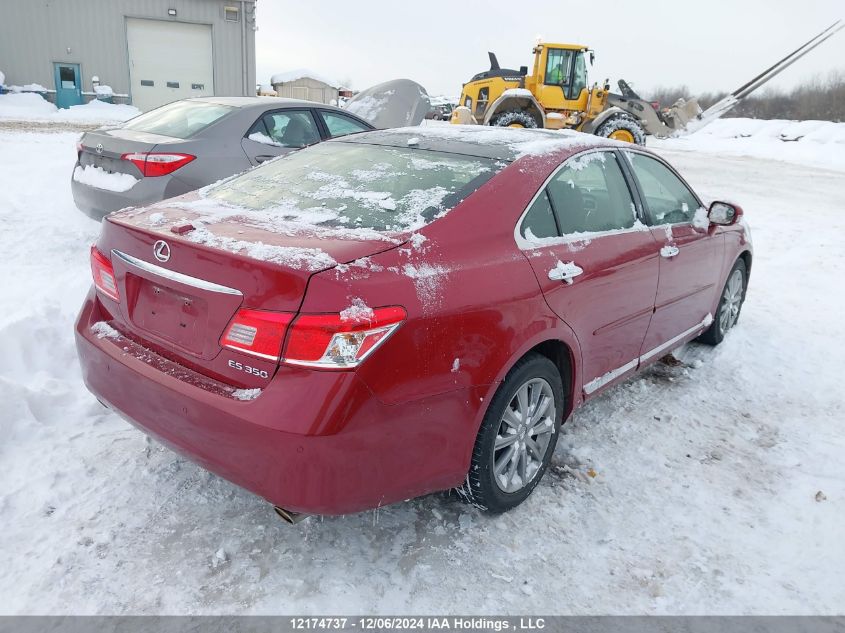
[231,388,261,401]
[0,92,58,118]
[247,131,280,146]
[7,83,49,92]
[60,99,140,123]
[501,88,533,98]
[691,206,710,230]
[90,321,120,340]
[73,165,138,193]
[0,91,139,123]
[389,124,618,159]
[185,224,337,271]
[651,117,845,172]
[402,262,450,306]
[549,260,583,284]
[339,298,375,323]
[270,68,339,88]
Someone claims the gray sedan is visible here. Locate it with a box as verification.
[71,96,374,220]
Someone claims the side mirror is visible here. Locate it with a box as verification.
[708,201,742,226]
[519,65,528,75]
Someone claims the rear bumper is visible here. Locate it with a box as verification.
[74,291,472,515]
[71,170,190,221]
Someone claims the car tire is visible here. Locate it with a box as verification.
[490,110,539,128]
[698,258,747,346]
[595,114,647,145]
[455,353,563,513]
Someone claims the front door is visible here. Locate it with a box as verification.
[53,63,83,108]
[518,150,660,396]
[623,151,723,359]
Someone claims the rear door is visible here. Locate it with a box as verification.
[519,149,659,396]
[623,151,723,359]
[241,109,322,166]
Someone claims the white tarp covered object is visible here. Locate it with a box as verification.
[345,78,431,129]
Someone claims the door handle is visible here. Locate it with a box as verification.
[255,155,275,164]
[660,245,680,258]
[548,261,584,284]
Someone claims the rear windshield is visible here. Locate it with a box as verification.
[203,142,503,232]
[122,100,235,139]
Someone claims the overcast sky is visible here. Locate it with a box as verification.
[255,0,844,98]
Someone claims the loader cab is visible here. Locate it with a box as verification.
[531,43,591,111]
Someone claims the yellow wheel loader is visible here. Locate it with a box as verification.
[451,21,844,144]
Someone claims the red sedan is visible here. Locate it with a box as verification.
[75,126,752,519]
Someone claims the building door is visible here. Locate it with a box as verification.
[53,63,83,108]
[126,18,214,112]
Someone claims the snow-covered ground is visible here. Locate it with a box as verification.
[0,92,140,123]
[653,117,845,172]
[0,125,843,615]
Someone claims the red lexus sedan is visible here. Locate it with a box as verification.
[75,126,752,519]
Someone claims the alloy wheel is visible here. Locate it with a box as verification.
[719,269,744,333]
[493,378,556,493]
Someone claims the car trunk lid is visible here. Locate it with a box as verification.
[78,128,181,177]
[95,198,401,386]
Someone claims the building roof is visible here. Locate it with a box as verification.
[270,68,340,88]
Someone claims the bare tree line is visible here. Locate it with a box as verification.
[646,70,845,121]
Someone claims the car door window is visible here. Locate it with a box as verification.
[546,152,637,234]
[247,110,320,148]
[320,111,370,138]
[626,152,700,225]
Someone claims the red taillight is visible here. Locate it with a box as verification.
[283,306,406,369]
[121,152,195,177]
[90,246,120,302]
[221,309,294,361]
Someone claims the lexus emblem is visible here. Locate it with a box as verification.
[95,143,104,154]
[153,240,171,263]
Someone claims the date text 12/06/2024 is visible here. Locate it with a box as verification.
[290,617,548,630]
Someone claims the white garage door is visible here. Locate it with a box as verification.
[126,18,214,112]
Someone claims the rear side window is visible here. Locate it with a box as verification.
[320,111,370,138]
[204,142,503,232]
[247,110,321,148]
[520,191,558,240]
[626,152,700,225]
[122,100,234,138]
[546,152,637,235]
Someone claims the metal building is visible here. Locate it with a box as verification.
[270,70,340,105]
[0,0,256,111]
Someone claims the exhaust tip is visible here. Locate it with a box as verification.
[273,506,310,524]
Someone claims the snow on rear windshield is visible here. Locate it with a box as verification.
[122,101,235,139]
[203,143,502,232]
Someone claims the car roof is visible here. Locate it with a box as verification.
[185,96,347,112]
[335,125,623,161]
